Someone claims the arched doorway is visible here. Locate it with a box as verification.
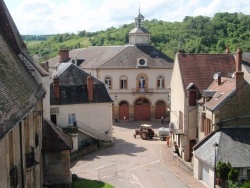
[119,101,129,120]
[155,100,166,119]
[134,98,150,121]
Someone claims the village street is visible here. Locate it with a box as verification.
[71,121,190,188]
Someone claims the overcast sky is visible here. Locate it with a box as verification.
[4,0,250,35]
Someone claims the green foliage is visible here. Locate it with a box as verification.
[217,161,231,180]
[72,178,114,188]
[228,168,240,182]
[242,181,250,188]
[23,12,250,62]
[228,180,242,188]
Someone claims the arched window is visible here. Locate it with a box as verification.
[157,75,164,89]
[120,75,127,89]
[105,76,112,90]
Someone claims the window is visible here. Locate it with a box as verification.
[105,76,112,90]
[68,113,76,126]
[157,75,164,89]
[139,76,145,92]
[120,75,127,89]
[189,90,197,106]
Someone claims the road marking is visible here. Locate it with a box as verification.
[128,160,160,171]
[129,174,144,188]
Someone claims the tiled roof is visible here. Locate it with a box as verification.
[177,53,235,92]
[43,119,73,151]
[194,127,250,168]
[45,45,173,70]
[204,77,236,111]
[129,27,151,34]
[50,63,113,105]
[0,0,49,77]
[0,0,46,139]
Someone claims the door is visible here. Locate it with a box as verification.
[155,101,166,119]
[134,98,150,121]
[119,101,129,120]
[51,114,57,125]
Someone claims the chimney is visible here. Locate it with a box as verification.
[87,74,94,102]
[235,48,244,90]
[217,74,221,85]
[235,48,242,72]
[53,76,60,98]
[45,61,49,72]
[225,46,230,53]
[58,48,69,63]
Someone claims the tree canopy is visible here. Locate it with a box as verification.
[23,12,250,62]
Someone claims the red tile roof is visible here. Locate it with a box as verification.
[205,77,236,110]
[178,53,235,92]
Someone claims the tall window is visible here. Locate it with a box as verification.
[157,75,164,89]
[68,113,76,126]
[105,76,112,90]
[120,75,127,89]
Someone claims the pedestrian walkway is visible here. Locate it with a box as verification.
[160,143,207,188]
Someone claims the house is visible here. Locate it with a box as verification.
[193,127,250,187]
[0,0,48,187]
[193,48,250,187]
[50,63,113,150]
[169,51,236,161]
[45,10,174,122]
[43,119,73,188]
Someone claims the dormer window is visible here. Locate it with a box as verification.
[189,90,197,106]
[139,59,145,65]
[137,58,147,67]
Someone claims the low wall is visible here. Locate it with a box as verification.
[173,154,193,175]
[70,145,98,161]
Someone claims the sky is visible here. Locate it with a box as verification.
[4,0,250,35]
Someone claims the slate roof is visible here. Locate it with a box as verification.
[50,63,113,105]
[194,127,250,168]
[43,119,73,151]
[0,0,46,139]
[177,53,235,93]
[204,77,236,111]
[129,27,151,34]
[45,45,173,70]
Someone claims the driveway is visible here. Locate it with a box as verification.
[71,121,189,188]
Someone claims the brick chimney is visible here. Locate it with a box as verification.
[58,48,69,63]
[235,48,244,90]
[87,74,94,102]
[53,76,60,98]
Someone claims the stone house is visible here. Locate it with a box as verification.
[45,10,173,122]
[0,0,49,187]
[193,48,250,187]
[50,63,113,150]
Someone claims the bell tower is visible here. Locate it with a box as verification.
[129,8,151,45]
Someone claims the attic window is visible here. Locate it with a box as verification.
[189,90,197,106]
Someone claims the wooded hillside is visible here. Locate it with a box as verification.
[23,12,250,62]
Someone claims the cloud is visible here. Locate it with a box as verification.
[5,0,250,34]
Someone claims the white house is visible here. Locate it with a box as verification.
[50,63,113,150]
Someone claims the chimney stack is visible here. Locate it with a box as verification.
[235,48,244,90]
[53,76,60,98]
[217,74,221,85]
[87,74,94,102]
[58,48,69,63]
[236,48,242,72]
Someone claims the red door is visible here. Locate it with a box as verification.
[119,101,129,120]
[155,101,166,119]
[134,98,150,121]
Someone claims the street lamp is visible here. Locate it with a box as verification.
[213,142,219,188]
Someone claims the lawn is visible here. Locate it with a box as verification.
[72,178,114,188]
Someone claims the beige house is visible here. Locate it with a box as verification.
[169,51,236,161]
[45,10,173,122]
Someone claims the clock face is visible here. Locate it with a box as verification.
[139,59,145,65]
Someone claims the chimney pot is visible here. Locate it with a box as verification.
[87,74,94,102]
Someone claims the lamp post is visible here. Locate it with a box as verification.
[213,142,219,188]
